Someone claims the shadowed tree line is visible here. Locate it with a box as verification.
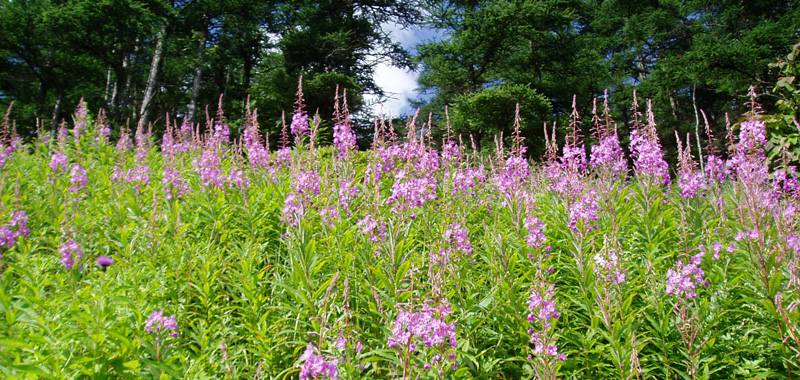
[0,0,420,144]
[1,0,799,155]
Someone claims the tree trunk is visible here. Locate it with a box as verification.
[186,23,208,124]
[104,65,113,104]
[120,39,141,119]
[669,92,679,122]
[35,81,48,121]
[50,89,64,135]
[138,22,167,131]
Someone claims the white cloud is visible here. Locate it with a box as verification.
[365,22,443,117]
[370,63,419,118]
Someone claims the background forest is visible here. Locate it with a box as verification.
[1,0,799,156]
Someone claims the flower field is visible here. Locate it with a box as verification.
[0,89,799,380]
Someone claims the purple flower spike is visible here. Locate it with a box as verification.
[59,241,83,271]
[96,256,114,271]
[146,310,179,338]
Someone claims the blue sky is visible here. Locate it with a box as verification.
[367,22,443,117]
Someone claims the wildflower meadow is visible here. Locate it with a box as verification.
[0,83,799,380]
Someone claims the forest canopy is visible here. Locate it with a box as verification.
[1,0,798,153]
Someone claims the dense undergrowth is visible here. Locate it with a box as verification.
[0,88,799,380]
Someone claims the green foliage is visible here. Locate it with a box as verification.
[767,41,800,165]
[451,84,551,150]
[0,100,799,380]
[416,0,800,154]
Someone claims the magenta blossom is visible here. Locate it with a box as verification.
[146,310,179,338]
[96,256,114,271]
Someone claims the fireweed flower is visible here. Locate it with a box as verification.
[210,122,230,147]
[242,114,271,170]
[337,180,359,211]
[593,248,626,285]
[59,241,83,270]
[773,167,800,198]
[678,171,708,199]
[665,252,707,299]
[193,148,225,190]
[568,189,599,232]
[0,210,30,257]
[356,215,387,243]
[116,129,133,153]
[226,169,249,189]
[493,155,530,198]
[69,164,88,193]
[146,310,179,338]
[0,145,14,169]
[527,283,566,362]
[387,300,457,374]
[451,166,486,197]
[524,216,548,252]
[72,99,88,142]
[432,223,472,265]
[630,123,669,185]
[333,121,357,158]
[386,172,438,216]
[49,153,68,174]
[291,112,309,138]
[441,140,462,168]
[590,133,627,180]
[281,170,321,227]
[676,133,709,199]
[162,168,191,201]
[704,155,727,185]
[298,343,339,380]
[127,166,150,192]
[727,119,771,193]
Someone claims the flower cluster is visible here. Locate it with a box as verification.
[386,172,437,216]
[678,171,708,199]
[333,122,356,157]
[593,248,626,285]
[50,153,68,174]
[451,167,486,197]
[527,283,566,362]
[711,241,736,261]
[568,189,599,232]
[146,310,179,338]
[356,215,387,243]
[113,165,150,192]
[59,241,83,270]
[387,306,456,350]
[162,168,192,201]
[387,301,458,374]
[524,216,547,252]
[298,343,339,380]
[676,134,709,199]
[590,133,627,179]
[69,164,88,193]
[493,155,530,197]
[291,112,309,137]
[727,120,769,186]
[432,224,472,265]
[0,210,29,256]
[73,99,88,142]
[281,170,322,227]
[441,140,462,168]
[242,115,270,170]
[704,155,727,184]
[665,252,707,299]
[630,126,669,186]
